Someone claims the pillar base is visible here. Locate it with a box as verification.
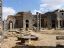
[57,28,61,30]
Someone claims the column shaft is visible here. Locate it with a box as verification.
[58,20,61,29]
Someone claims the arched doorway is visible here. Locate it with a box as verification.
[26,20,29,30]
[9,21,13,30]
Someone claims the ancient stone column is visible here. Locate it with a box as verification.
[13,21,15,30]
[57,19,61,29]
[36,12,39,31]
[47,16,51,29]
[62,20,63,28]
[61,20,63,28]
[10,23,13,31]
[39,13,41,30]
[56,9,61,29]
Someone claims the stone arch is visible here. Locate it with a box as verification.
[26,20,29,30]
[8,21,13,30]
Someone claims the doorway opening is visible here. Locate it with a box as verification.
[63,21,64,27]
[26,20,29,30]
[52,20,55,28]
[9,21,13,29]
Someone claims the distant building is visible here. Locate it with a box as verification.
[6,9,64,31]
[7,11,33,30]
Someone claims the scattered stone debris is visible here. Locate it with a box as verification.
[1,30,64,48]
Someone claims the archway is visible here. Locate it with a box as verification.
[26,20,29,30]
[9,21,13,30]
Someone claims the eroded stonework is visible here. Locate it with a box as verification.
[6,9,64,31]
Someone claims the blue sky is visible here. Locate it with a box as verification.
[3,0,64,13]
[3,0,40,12]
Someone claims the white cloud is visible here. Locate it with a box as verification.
[32,0,64,14]
[40,0,64,12]
[32,9,42,15]
[3,7,16,20]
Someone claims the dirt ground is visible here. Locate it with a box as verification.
[1,30,64,48]
[0,32,18,48]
